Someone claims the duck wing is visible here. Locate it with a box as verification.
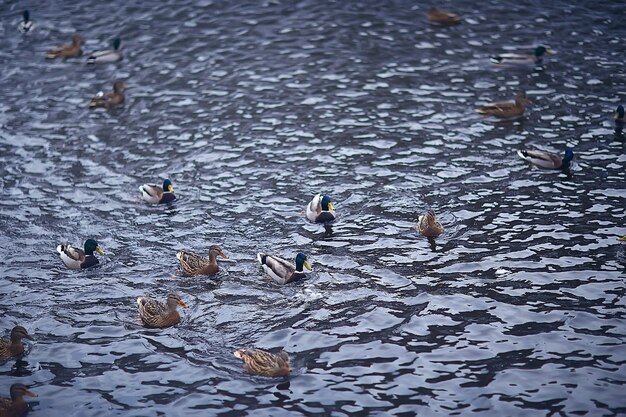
[139,184,164,203]
[306,194,322,222]
[517,150,561,169]
[257,253,295,285]
[176,251,208,275]
[137,296,168,327]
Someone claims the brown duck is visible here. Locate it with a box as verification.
[88,80,126,109]
[426,7,462,25]
[234,348,291,377]
[0,326,33,360]
[137,293,189,328]
[176,245,228,276]
[45,34,83,59]
[476,92,531,118]
[416,209,444,238]
[0,384,37,417]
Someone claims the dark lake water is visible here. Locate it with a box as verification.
[1,0,625,416]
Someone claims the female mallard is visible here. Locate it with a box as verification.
[234,348,291,377]
[56,239,104,270]
[45,34,83,59]
[88,80,126,109]
[615,105,625,126]
[137,293,188,328]
[257,252,311,285]
[416,209,444,238]
[476,92,530,118]
[426,7,461,25]
[18,10,34,34]
[0,326,33,360]
[176,245,228,276]
[517,148,574,171]
[87,38,123,64]
[491,46,552,66]
[306,194,336,224]
[139,179,175,204]
[0,384,37,417]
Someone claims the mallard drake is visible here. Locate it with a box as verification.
[45,34,83,59]
[88,80,125,109]
[476,92,530,118]
[306,194,336,224]
[234,348,291,377]
[17,10,34,34]
[176,245,228,276]
[257,252,311,285]
[615,105,625,126]
[87,38,122,64]
[56,239,104,270]
[0,384,37,417]
[139,179,175,204]
[137,293,188,328]
[491,46,552,66]
[517,148,574,171]
[426,7,461,25]
[416,209,444,238]
[0,326,33,360]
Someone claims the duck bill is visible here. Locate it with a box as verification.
[219,252,229,260]
[303,260,312,271]
[168,185,174,192]
[24,333,34,341]
[96,247,105,255]
[25,390,38,398]
[178,300,189,309]
[546,48,553,54]
[328,202,335,211]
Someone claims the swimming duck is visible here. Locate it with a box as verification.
[176,245,228,276]
[17,10,34,34]
[306,194,336,224]
[136,293,188,328]
[138,179,175,204]
[234,348,291,377]
[56,239,104,270]
[45,34,83,59]
[257,252,311,285]
[416,209,444,238]
[476,92,530,118]
[87,38,123,64]
[0,326,33,360]
[426,7,461,25]
[615,105,625,126]
[517,148,574,171]
[0,384,37,417]
[88,80,126,109]
[491,46,552,66]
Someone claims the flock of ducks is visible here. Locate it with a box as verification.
[3,6,625,416]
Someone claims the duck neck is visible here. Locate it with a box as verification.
[295,258,304,272]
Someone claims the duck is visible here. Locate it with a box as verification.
[0,384,37,417]
[517,148,574,171]
[615,105,625,126]
[17,10,34,34]
[617,236,626,242]
[234,348,291,377]
[306,194,336,224]
[45,34,83,59]
[426,7,461,25]
[88,80,126,109]
[56,239,104,270]
[0,326,33,360]
[87,38,123,64]
[176,245,228,276]
[491,46,552,66]
[136,293,188,328]
[416,209,444,238]
[476,92,530,118]
[138,179,175,204]
[257,252,311,285]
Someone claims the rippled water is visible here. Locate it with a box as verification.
[1,0,625,415]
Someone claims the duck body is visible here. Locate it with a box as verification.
[517,149,574,171]
[139,179,175,204]
[417,209,444,238]
[46,34,83,59]
[88,80,125,109]
[137,293,188,328]
[476,92,530,118]
[615,105,625,126]
[306,194,336,224]
[0,326,33,360]
[0,384,37,417]
[176,245,228,276]
[257,252,311,285]
[426,7,461,25]
[56,239,104,270]
[234,348,291,377]
[17,10,34,34]
[87,38,122,64]
[491,46,552,66]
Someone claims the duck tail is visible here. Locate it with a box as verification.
[56,244,65,254]
[257,253,266,265]
[490,56,503,64]
[86,56,96,65]
[517,150,528,159]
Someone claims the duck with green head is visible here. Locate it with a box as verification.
[87,38,122,64]
[56,238,104,270]
[18,10,34,34]
[306,194,336,224]
[615,105,625,126]
[257,252,311,285]
[517,148,574,171]
[491,46,552,66]
[0,383,37,417]
[139,178,176,204]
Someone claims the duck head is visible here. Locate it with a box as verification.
[208,245,229,260]
[9,384,37,401]
[113,38,122,50]
[10,326,33,342]
[167,293,189,309]
[535,46,551,57]
[562,149,574,167]
[113,80,126,94]
[162,179,174,192]
[72,34,84,46]
[615,105,625,120]
[321,195,334,211]
[84,239,104,255]
[23,10,30,22]
[295,253,312,272]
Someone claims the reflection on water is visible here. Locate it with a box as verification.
[1,0,625,415]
